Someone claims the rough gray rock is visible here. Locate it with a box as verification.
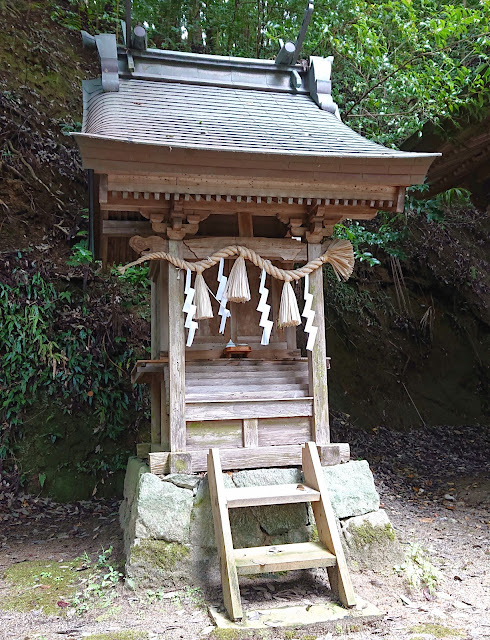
[323,460,380,518]
[232,467,302,487]
[134,473,194,544]
[163,473,202,491]
[341,509,402,568]
[119,457,150,555]
[342,508,393,543]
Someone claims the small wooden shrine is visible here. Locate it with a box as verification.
[75,28,437,476]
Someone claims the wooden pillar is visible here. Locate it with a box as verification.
[158,264,170,448]
[167,240,186,453]
[307,242,329,444]
[159,261,169,354]
[150,262,161,445]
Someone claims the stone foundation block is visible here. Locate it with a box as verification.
[120,456,394,588]
[341,509,403,568]
[323,460,380,518]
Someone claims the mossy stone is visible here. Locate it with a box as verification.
[130,539,189,573]
[350,522,395,547]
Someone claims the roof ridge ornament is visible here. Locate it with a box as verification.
[275,0,314,66]
[82,31,119,92]
[308,56,340,120]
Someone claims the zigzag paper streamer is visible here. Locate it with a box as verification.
[216,258,231,334]
[257,268,274,346]
[302,273,318,351]
[183,269,198,347]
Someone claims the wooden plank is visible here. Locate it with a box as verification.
[150,266,161,445]
[225,484,320,509]
[131,360,169,384]
[191,444,305,471]
[159,258,169,352]
[185,348,301,360]
[160,378,170,449]
[99,173,108,203]
[93,143,432,174]
[242,418,258,448]
[186,383,309,393]
[302,442,356,608]
[318,443,350,465]
[185,358,307,368]
[186,341,291,352]
[150,377,161,445]
[185,372,308,385]
[169,452,192,474]
[149,443,347,473]
[95,165,401,198]
[258,416,311,447]
[168,240,186,451]
[95,145,424,183]
[136,442,151,458]
[234,541,336,575]
[237,212,254,237]
[307,243,329,445]
[102,220,153,236]
[130,235,306,262]
[184,237,305,261]
[150,263,160,359]
[185,398,313,421]
[186,389,309,401]
[149,450,170,474]
[186,420,242,449]
[185,362,308,371]
[207,449,243,621]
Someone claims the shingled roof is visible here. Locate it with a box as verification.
[76,43,437,165]
[82,78,426,158]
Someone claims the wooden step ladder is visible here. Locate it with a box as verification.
[207,441,356,621]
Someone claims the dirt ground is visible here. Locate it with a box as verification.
[0,425,488,640]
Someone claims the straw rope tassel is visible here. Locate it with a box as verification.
[183,269,198,347]
[225,255,250,303]
[257,269,274,346]
[302,273,318,351]
[278,280,301,328]
[194,272,213,320]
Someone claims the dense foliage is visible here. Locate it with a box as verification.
[59,0,490,145]
[0,253,148,480]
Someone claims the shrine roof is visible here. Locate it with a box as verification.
[76,42,438,162]
[80,76,433,159]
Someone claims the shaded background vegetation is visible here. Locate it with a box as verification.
[0,0,488,500]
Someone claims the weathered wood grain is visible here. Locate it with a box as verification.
[168,240,186,451]
[207,448,243,621]
[302,442,356,608]
[307,242,329,445]
[185,398,313,421]
[149,442,350,473]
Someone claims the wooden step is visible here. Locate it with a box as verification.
[187,358,307,366]
[185,372,308,383]
[185,388,310,401]
[185,397,313,420]
[234,541,337,575]
[225,483,320,508]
